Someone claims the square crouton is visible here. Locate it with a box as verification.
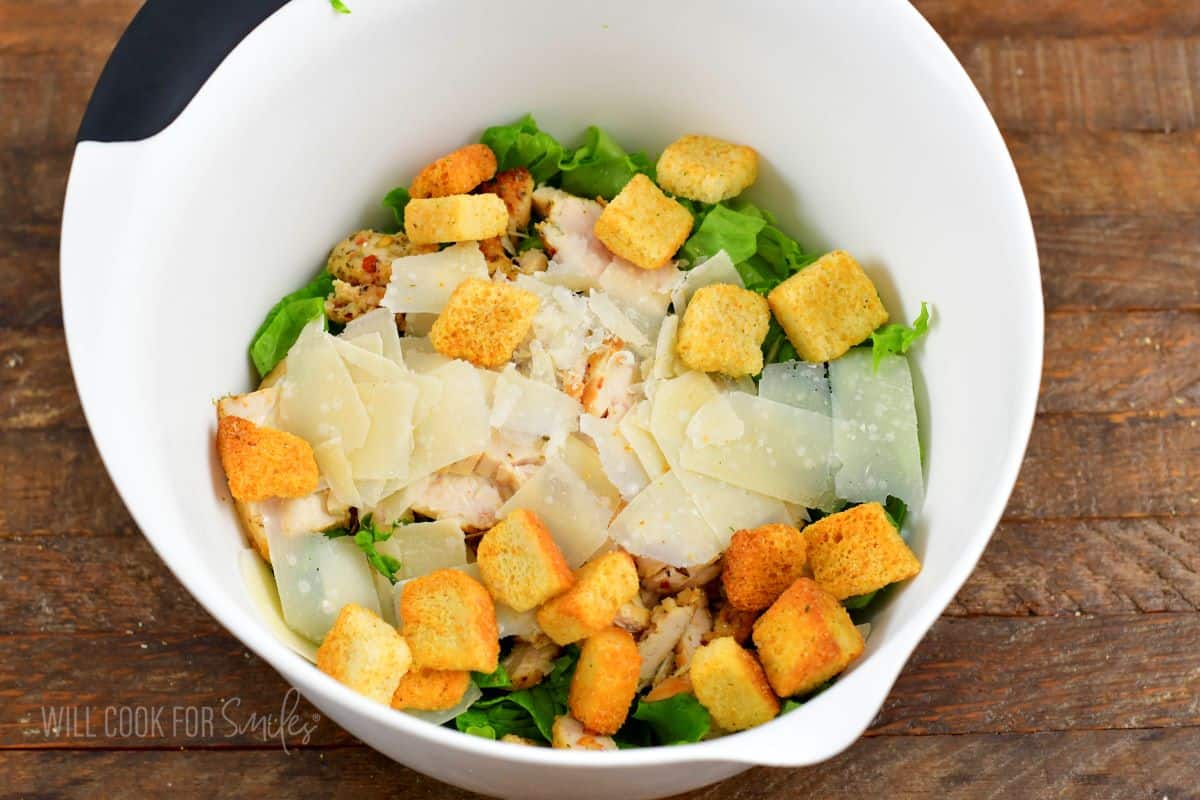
[429,277,540,368]
[478,167,535,233]
[656,135,758,204]
[216,415,319,502]
[568,627,641,734]
[405,194,509,244]
[689,637,779,732]
[593,174,694,270]
[767,250,888,363]
[722,523,808,612]
[316,603,412,705]
[676,283,771,377]
[390,666,472,711]
[752,578,863,697]
[410,143,497,199]
[536,551,639,645]
[477,509,575,612]
[400,568,500,672]
[804,502,921,600]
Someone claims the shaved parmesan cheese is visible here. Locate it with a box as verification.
[409,361,491,480]
[239,549,319,662]
[381,242,488,314]
[829,350,924,509]
[342,307,405,366]
[278,321,370,451]
[490,365,581,439]
[266,528,381,643]
[403,313,439,337]
[680,392,836,507]
[373,480,426,527]
[343,331,382,355]
[348,381,418,480]
[671,250,741,316]
[649,371,720,461]
[313,438,362,509]
[596,259,676,344]
[589,291,651,352]
[218,386,279,427]
[375,519,467,580]
[651,315,684,382]
[619,400,669,479]
[759,361,832,416]
[608,471,722,566]
[332,336,406,383]
[526,340,558,387]
[560,433,622,508]
[498,457,615,567]
[580,414,650,500]
[356,479,391,512]
[264,491,345,537]
[685,393,743,448]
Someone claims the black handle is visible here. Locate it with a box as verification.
[77,0,292,143]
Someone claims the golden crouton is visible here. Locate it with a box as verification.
[400,568,500,673]
[316,603,412,705]
[216,416,319,502]
[326,229,436,287]
[551,715,618,751]
[706,603,758,645]
[656,135,758,204]
[537,551,640,645]
[767,250,889,363]
[405,194,509,245]
[593,174,693,270]
[478,167,535,233]
[676,283,771,376]
[477,509,575,612]
[752,578,863,697]
[410,143,497,199]
[568,627,641,734]
[722,524,807,612]
[390,666,471,711]
[689,637,779,732]
[429,278,540,368]
[644,674,693,703]
[325,278,386,325]
[804,502,921,600]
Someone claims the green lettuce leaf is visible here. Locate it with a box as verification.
[324,514,403,583]
[630,694,710,745]
[680,200,815,295]
[481,114,566,184]
[472,663,512,690]
[248,270,333,378]
[681,203,766,266]
[381,186,411,231]
[559,126,654,200]
[329,0,350,13]
[841,591,877,610]
[870,302,931,371]
[456,647,579,742]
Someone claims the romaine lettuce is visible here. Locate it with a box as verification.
[481,114,567,184]
[248,270,333,378]
[870,302,931,371]
[629,693,710,745]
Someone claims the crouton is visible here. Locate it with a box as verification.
[537,551,640,645]
[316,603,412,704]
[721,523,808,612]
[216,416,319,502]
[400,568,500,672]
[656,135,758,204]
[390,667,471,711]
[477,509,575,612]
[405,194,509,245]
[478,167,534,233]
[676,283,771,377]
[767,250,889,363]
[804,502,920,599]
[689,637,779,732]
[325,278,386,324]
[568,627,641,734]
[428,278,540,368]
[706,603,758,645]
[551,715,618,750]
[643,674,693,703]
[752,578,864,697]
[410,143,497,199]
[593,174,693,270]
[326,229,436,287]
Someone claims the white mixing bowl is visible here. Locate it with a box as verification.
[60,1,1042,796]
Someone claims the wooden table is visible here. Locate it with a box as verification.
[2,1,1198,796]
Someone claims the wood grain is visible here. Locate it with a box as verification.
[912,0,1200,38]
[2,728,1197,800]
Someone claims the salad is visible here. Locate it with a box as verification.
[216,115,931,748]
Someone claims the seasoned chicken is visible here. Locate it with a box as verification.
[475,429,546,496]
[636,556,723,598]
[551,715,617,751]
[636,595,697,689]
[502,636,561,690]
[613,595,651,635]
[409,472,505,531]
[579,342,637,421]
[674,595,713,674]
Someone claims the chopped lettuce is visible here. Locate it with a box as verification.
[629,694,710,745]
[841,591,878,610]
[324,514,403,584]
[680,200,815,295]
[329,0,350,13]
[381,186,411,231]
[870,302,931,371]
[681,203,766,266]
[481,114,567,184]
[248,270,332,378]
[472,663,513,690]
[559,126,654,200]
[456,647,579,742]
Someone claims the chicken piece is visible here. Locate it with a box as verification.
[325,279,386,325]
[474,429,547,496]
[551,715,618,751]
[579,343,637,421]
[613,595,650,635]
[636,556,723,597]
[409,472,505,531]
[674,598,713,674]
[478,236,514,277]
[706,602,758,645]
[501,636,561,690]
[534,190,611,279]
[326,229,435,286]
[478,167,535,235]
[500,734,541,747]
[636,595,698,689]
[517,247,549,275]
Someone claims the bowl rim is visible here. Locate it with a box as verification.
[59,0,1044,769]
